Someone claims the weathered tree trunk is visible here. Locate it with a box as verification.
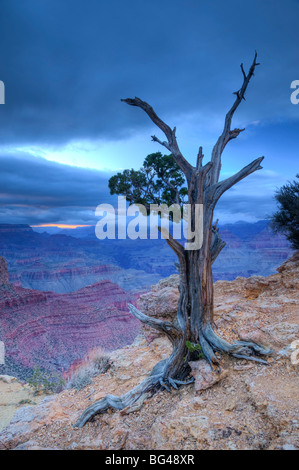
[75,53,272,428]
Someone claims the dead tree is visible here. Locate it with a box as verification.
[75,52,271,427]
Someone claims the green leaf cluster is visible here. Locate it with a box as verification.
[185,340,205,359]
[108,152,188,211]
[271,174,299,249]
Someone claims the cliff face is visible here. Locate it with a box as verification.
[8,263,160,294]
[212,224,293,280]
[0,224,176,293]
[0,257,140,378]
[0,253,298,450]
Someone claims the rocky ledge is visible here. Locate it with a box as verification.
[0,253,298,450]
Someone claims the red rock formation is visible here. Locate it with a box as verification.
[0,258,140,377]
[9,264,121,283]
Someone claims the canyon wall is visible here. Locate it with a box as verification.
[0,223,294,294]
[0,257,140,380]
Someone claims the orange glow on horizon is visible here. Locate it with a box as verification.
[31,224,92,229]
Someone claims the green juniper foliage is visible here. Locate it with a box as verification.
[108,152,188,211]
[185,340,205,360]
[271,174,299,249]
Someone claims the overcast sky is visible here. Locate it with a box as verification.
[0,0,298,226]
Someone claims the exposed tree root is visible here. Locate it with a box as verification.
[75,375,159,428]
[74,360,194,428]
[201,322,272,366]
[74,306,272,428]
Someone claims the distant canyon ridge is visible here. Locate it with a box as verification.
[0,221,293,295]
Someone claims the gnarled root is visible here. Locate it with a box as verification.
[74,362,193,428]
[201,323,273,368]
[75,375,159,428]
[74,305,193,428]
[74,306,272,427]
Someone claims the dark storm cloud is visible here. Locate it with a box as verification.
[0,0,298,146]
[216,193,275,223]
[0,0,297,225]
[0,152,114,224]
[0,151,283,226]
[214,170,285,223]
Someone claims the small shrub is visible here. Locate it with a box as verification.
[18,399,36,405]
[28,366,65,394]
[66,354,110,391]
[66,367,93,391]
[92,354,110,374]
[270,174,299,249]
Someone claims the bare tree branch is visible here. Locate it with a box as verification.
[128,304,182,344]
[209,52,260,185]
[196,146,204,169]
[121,97,193,180]
[151,135,171,152]
[157,226,185,259]
[211,228,226,264]
[202,161,213,178]
[209,156,264,205]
